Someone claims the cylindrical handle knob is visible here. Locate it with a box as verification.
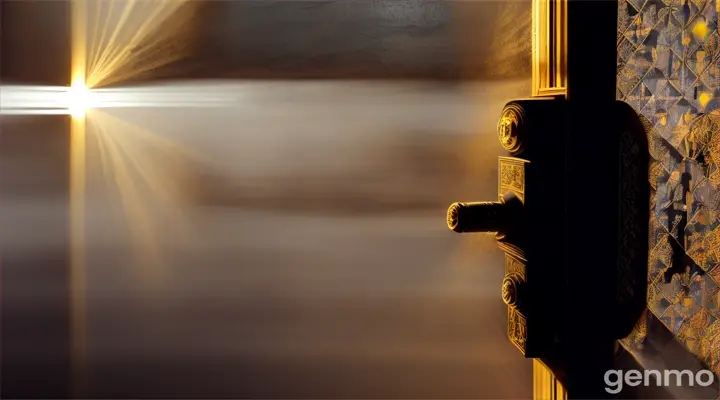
[446,201,511,233]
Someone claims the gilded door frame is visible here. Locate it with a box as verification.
[532,0,567,97]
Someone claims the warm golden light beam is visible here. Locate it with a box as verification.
[70,0,88,396]
[91,109,206,184]
[94,0,143,67]
[84,0,197,89]
[91,115,168,285]
[90,109,198,243]
[81,102,213,293]
[88,0,142,85]
[87,0,105,75]
[94,2,196,88]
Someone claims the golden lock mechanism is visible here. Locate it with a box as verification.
[446,99,650,360]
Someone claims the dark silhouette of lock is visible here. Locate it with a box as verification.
[446,99,649,361]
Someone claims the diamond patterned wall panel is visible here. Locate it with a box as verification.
[618,0,720,376]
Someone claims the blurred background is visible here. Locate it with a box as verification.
[0,0,534,398]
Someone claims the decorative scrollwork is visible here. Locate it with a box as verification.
[508,307,528,354]
[505,254,527,279]
[500,164,524,191]
[502,273,524,308]
[446,202,460,231]
[497,104,525,154]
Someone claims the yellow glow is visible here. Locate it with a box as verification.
[699,92,712,109]
[693,20,709,39]
[683,32,691,46]
[69,81,90,119]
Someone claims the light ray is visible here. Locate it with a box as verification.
[90,1,176,84]
[89,0,142,86]
[82,0,198,89]
[70,0,88,396]
[89,112,166,281]
[90,109,198,244]
[87,0,104,73]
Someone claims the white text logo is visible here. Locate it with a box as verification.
[604,369,715,394]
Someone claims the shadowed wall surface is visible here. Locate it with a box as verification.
[119,0,532,83]
[0,1,74,398]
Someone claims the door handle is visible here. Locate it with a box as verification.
[447,191,523,235]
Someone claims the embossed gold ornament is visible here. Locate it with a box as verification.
[497,104,524,154]
[504,255,526,279]
[507,307,528,353]
[446,202,460,231]
[502,273,523,308]
[502,276,517,306]
[500,164,524,191]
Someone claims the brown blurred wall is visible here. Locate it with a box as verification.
[0,0,74,398]
[129,0,532,83]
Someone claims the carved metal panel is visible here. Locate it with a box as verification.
[499,156,527,201]
[509,306,530,354]
[505,254,530,354]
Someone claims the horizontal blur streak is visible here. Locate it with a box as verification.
[86,80,529,212]
[2,80,533,398]
[0,84,244,114]
[0,86,80,115]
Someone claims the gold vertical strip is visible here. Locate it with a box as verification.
[533,359,568,400]
[71,0,87,87]
[539,0,545,90]
[555,377,567,400]
[543,0,550,92]
[532,0,542,96]
[555,0,567,89]
[70,0,88,396]
[549,0,556,88]
[532,0,567,97]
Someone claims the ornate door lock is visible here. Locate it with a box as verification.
[446,99,650,361]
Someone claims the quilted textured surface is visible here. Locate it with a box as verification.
[617,0,720,376]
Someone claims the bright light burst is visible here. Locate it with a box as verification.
[23,0,216,354]
[69,82,91,119]
[0,0,202,116]
[0,0,230,392]
[61,0,222,291]
[1,3,242,375]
